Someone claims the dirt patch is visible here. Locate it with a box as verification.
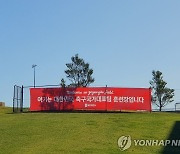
[0,102,5,107]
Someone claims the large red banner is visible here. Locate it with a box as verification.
[30,87,151,112]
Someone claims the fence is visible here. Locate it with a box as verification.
[13,85,23,113]
[152,89,180,111]
[13,85,180,112]
[175,103,180,111]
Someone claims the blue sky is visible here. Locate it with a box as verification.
[0,0,180,108]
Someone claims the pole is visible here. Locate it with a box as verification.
[106,85,107,111]
[20,85,23,112]
[34,67,35,88]
[32,64,37,88]
[13,85,15,113]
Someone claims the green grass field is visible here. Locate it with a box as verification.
[0,107,179,154]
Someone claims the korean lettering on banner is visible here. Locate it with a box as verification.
[36,89,145,104]
[37,96,74,103]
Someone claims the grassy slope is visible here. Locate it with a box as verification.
[0,107,179,154]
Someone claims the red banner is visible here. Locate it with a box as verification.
[30,87,151,112]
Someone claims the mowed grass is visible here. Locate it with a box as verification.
[0,107,180,154]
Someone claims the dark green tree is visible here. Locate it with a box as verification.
[65,54,95,87]
[150,70,174,111]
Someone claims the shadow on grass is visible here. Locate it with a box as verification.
[7,109,151,115]
[162,121,180,154]
[26,110,151,114]
[6,108,29,114]
[7,109,149,114]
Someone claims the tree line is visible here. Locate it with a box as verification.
[61,54,174,111]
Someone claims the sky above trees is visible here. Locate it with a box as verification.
[0,0,180,108]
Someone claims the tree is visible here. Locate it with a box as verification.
[150,70,175,111]
[65,54,95,87]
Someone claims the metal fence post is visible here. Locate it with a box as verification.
[20,85,23,112]
[13,85,15,113]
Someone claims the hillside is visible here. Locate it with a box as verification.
[0,107,179,154]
